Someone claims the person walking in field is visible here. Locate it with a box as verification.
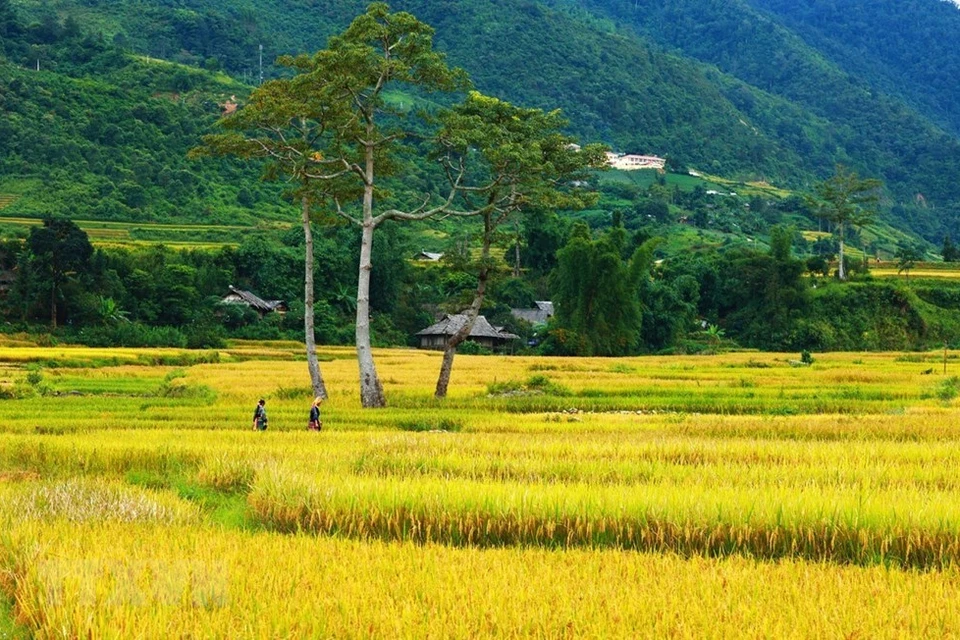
[253,398,268,431]
[308,397,323,431]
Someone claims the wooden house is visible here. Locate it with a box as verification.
[416,314,518,350]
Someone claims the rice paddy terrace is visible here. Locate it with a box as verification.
[0,214,273,250]
[0,342,960,636]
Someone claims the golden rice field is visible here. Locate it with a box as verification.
[3,342,960,637]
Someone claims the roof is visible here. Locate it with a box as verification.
[417,251,444,261]
[510,300,554,325]
[417,314,517,340]
[222,285,285,313]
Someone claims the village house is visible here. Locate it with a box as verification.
[416,314,519,350]
[510,300,554,325]
[219,285,287,316]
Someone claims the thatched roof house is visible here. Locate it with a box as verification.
[220,285,287,316]
[416,314,519,350]
[510,300,554,325]
[416,251,444,262]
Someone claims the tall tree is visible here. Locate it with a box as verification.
[195,3,480,407]
[549,223,659,356]
[27,218,93,328]
[190,65,344,400]
[943,234,959,262]
[810,165,882,281]
[254,4,479,407]
[431,92,606,397]
[896,244,922,279]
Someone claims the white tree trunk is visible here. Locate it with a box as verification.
[356,219,385,407]
[355,128,386,408]
[838,222,846,281]
[302,197,327,400]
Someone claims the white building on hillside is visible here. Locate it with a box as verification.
[605,152,666,171]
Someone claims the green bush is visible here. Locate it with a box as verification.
[397,418,463,432]
[936,376,960,402]
[458,341,493,355]
[76,323,187,348]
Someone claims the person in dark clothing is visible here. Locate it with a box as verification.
[253,399,268,431]
[308,397,322,431]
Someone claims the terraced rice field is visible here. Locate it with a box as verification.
[0,216,273,249]
[1,343,960,636]
[871,261,960,280]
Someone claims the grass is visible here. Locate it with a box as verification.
[2,344,960,634]
[0,596,29,640]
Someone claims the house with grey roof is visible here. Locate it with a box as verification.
[510,300,554,325]
[416,313,519,350]
[220,285,288,316]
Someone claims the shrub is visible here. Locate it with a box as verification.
[397,418,463,432]
[936,376,960,402]
[76,323,187,348]
[185,322,226,349]
[458,341,493,355]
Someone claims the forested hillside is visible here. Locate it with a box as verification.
[582,0,960,240]
[6,0,960,355]
[6,0,960,241]
[747,0,960,135]
[1,0,960,238]
[0,1,290,224]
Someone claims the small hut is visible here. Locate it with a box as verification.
[416,251,444,262]
[416,314,518,350]
[220,285,287,316]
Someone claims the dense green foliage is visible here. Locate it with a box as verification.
[8,0,960,241]
[748,0,960,136]
[6,1,960,355]
[0,1,288,224]
[583,0,960,241]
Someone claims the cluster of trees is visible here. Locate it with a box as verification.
[0,217,426,348]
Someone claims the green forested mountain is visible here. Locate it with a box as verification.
[0,1,291,224]
[580,0,960,239]
[6,0,960,241]
[746,0,960,136]
[5,0,960,354]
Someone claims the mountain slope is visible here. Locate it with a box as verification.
[6,0,960,240]
[746,0,960,136]
[576,0,960,237]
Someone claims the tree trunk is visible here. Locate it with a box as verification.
[837,222,846,281]
[301,197,327,400]
[355,125,386,408]
[50,281,57,329]
[435,213,493,399]
[513,222,521,277]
